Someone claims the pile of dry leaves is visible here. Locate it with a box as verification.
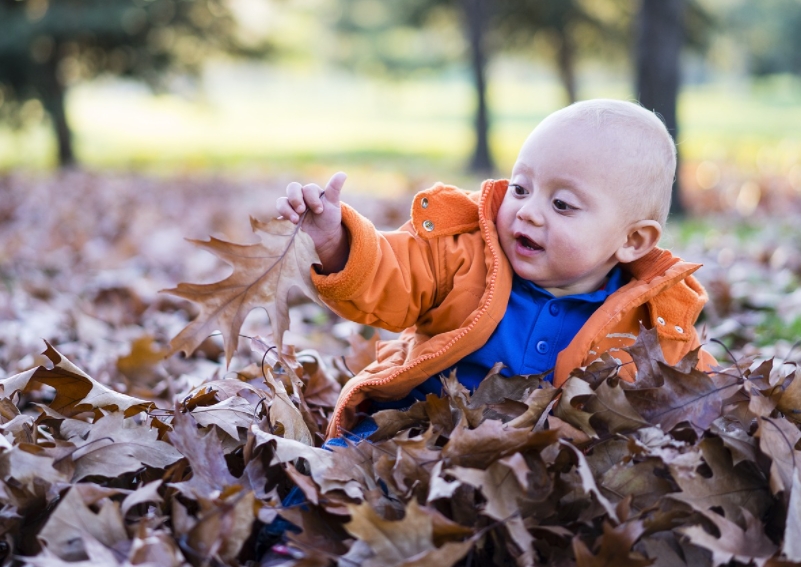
[1,172,801,567]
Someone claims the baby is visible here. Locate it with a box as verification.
[277,99,716,439]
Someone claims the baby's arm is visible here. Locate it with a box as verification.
[279,173,441,331]
[276,172,349,274]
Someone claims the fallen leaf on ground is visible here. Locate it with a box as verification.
[0,342,153,418]
[343,500,473,567]
[679,508,777,567]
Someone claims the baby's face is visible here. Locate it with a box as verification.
[496,117,642,297]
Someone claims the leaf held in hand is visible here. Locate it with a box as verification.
[164,217,322,366]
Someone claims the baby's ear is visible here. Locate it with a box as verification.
[615,220,661,264]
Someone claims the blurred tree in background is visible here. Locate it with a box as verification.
[0,0,267,167]
[728,0,801,76]
[494,1,627,105]
[636,0,714,217]
[332,0,496,171]
[0,0,797,193]
[331,0,713,185]
[333,0,622,174]
[636,0,686,216]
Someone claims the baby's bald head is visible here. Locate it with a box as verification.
[540,99,676,226]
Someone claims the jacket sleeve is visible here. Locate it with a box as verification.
[310,203,440,332]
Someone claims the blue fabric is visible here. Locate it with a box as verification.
[321,417,379,448]
[373,266,625,409]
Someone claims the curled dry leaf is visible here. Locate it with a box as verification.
[669,437,771,523]
[561,440,620,523]
[250,426,362,499]
[38,486,128,561]
[343,500,474,567]
[167,409,239,499]
[0,342,153,418]
[182,490,257,564]
[448,460,536,564]
[71,412,183,482]
[679,508,777,567]
[777,370,801,423]
[121,480,163,516]
[190,396,259,440]
[165,216,322,366]
[572,520,649,567]
[755,416,801,498]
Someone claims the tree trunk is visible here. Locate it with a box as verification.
[462,0,494,174]
[555,27,577,104]
[635,0,684,217]
[38,55,76,167]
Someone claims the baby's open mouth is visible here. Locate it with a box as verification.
[518,235,543,251]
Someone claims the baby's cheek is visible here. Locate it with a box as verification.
[553,238,586,265]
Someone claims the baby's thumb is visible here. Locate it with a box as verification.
[324,172,347,205]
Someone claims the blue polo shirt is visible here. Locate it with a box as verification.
[372,266,626,410]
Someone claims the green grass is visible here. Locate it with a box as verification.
[2,64,801,193]
[754,313,801,347]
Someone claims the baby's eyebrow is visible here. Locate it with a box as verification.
[511,163,535,178]
[550,176,584,192]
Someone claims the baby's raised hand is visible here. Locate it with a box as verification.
[276,171,349,273]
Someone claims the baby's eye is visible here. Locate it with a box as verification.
[511,184,527,196]
[553,199,574,211]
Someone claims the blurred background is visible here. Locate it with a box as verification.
[1,0,801,207]
[3,0,801,377]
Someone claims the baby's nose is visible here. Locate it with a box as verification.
[517,202,545,225]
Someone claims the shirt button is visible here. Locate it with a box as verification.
[422,220,434,232]
[536,340,549,354]
[549,303,560,316]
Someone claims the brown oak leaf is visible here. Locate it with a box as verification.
[679,508,777,567]
[755,416,801,498]
[181,490,257,564]
[442,414,558,469]
[0,342,153,418]
[250,426,363,499]
[669,437,770,523]
[623,362,740,434]
[38,486,128,561]
[448,458,536,564]
[343,500,473,567]
[167,409,239,499]
[561,440,620,523]
[777,370,801,423]
[165,216,322,366]
[573,520,650,567]
[190,396,258,440]
[71,412,183,482]
[585,378,650,435]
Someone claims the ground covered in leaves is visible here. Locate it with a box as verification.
[1,171,801,567]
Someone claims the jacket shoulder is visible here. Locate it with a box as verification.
[409,183,480,240]
[647,272,709,342]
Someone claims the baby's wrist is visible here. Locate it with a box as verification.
[314,225,349,274]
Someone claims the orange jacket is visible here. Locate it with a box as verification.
[312,179,716,438]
